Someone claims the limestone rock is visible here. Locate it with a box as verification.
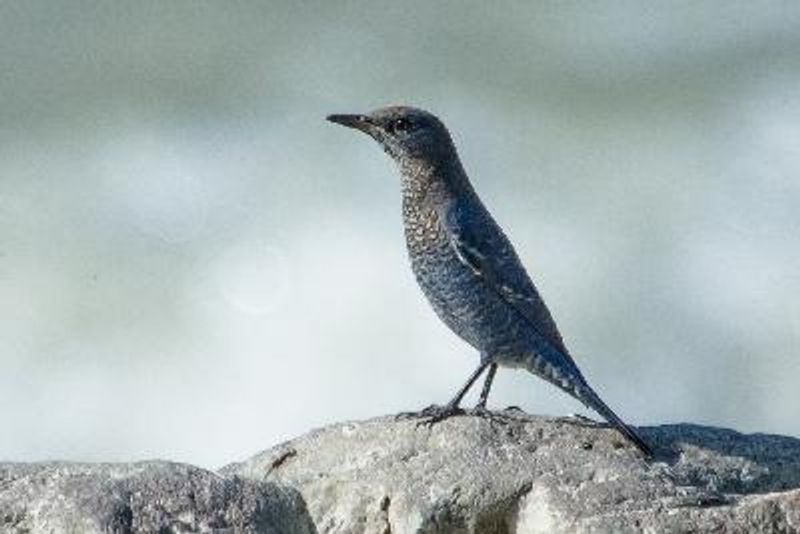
[3,412,799,533]
[0,461,315,533]
[223,412,800,533]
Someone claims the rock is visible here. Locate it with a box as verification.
[222,411,800,533]
[3,413,799,533]
[0,461,315,533]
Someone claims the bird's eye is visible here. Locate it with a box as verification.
[390,118,413,133]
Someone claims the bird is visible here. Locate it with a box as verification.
[327,106,652,457]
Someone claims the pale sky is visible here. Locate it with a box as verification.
[2,2,799,468]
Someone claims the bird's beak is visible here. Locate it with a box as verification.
[326,114,373,133]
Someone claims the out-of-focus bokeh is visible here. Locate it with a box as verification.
[2,3,799,468]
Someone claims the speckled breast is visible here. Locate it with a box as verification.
[403,207,525,357]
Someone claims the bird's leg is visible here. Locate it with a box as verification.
[419,360,490,426]
[474,363,498,411]
[469,362,517,426]
[398,361,490,425]
[444,359,491,408]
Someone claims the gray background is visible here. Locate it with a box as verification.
[2,2,798,468]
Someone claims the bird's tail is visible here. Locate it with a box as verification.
[575,384,653,458]
[519,350,652,457]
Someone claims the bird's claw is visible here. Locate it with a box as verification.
[395,404,435,421]
[467,405,517,426]
[471,404,491,416]
[396,404,465,426]
[397,404,522,428]
[418,404,465,426]
[555,413,602,428]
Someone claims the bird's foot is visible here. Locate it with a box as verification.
[466,405,520,426]
[395,404,432,420]
[556,413,603,428]
[396,403,466,427]
[418,403,466,426]
[472,402,489,414]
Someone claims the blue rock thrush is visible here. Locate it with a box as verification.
[327,106,652,457]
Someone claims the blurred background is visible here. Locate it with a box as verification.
[2,2,799,468]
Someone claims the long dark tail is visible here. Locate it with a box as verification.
[577,385,653,458]
[520,349,653,457]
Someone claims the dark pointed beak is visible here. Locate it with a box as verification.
[326,113,373,132]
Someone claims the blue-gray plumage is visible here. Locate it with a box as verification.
[327,106,652,457]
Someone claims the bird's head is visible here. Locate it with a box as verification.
[327,106,457,168]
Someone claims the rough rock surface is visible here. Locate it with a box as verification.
[0,461,315,533]
[3,412,800,533]
[223,411,800,534]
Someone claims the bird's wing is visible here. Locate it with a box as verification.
[443,202,576,366]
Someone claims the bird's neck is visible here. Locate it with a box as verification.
[399,155,473,210]
[399,155,475,257]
